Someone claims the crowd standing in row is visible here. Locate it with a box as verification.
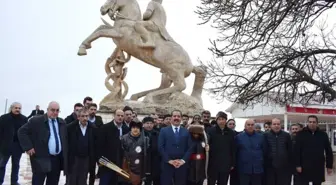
[0,96,334,185]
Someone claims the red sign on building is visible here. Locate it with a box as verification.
[286,105,336,115]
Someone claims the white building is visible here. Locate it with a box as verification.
[225,101,336,152]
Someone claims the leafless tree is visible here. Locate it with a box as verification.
[196,0,336,106]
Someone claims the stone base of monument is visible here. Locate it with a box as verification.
[98,92,204,123]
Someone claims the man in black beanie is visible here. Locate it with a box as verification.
[142,117,160,185]
[207,111,236,185]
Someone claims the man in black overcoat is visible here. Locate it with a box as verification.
[67,109,97,185]
[18,101,68,185]
[294,115,333,185]
[143,117,160,185]
[97,109,125,185]
[0,102,27,185]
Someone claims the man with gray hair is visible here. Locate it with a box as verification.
[0,102,27,185]
[67,108,96,185]
[18,101,68,185]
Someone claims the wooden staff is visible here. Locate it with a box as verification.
[99,156,130,179]
[203,130,209,179]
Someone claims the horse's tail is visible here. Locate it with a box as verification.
[101,17,113,27]
[105,73,115,92]
[190,65,207,106]
[121,81,129,99]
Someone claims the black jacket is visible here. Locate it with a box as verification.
[65,113,77,124]
[294,127,333,182]
[145,130,160,177]
[67,120,97,173]
[264,130,292,169]
[0,113,27,155]
[96,121,122,174]
[27,110,44,119]
[208,125,236,174]
[18,114,68,174]
[89,115,104,128]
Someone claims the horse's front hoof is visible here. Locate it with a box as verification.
[78,47,87,56]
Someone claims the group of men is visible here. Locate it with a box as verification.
[0,97,334,185]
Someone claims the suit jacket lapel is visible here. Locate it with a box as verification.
[43,115,50,132]
[178,127,183,137]
[57,118,67,147]
[168,126,174,136]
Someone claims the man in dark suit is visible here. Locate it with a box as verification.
[67,109,96,185]
[27,105,44,119]
[18,101,68,185]
[97,109,126,185]
[158,110,193,185]
[0,102,27,185]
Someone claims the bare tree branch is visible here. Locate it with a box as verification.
[196,0,336,106]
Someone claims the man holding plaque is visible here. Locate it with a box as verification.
[97,109,124,185]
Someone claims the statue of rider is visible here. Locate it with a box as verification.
[134,0,174,48]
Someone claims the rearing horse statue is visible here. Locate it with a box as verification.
[77,0,206,104]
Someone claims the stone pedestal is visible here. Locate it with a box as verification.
[96,112,114,123]
[97,111,150,123]
[99,92,204,117]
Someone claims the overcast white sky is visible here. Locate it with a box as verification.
[0,0,249,129]
[2,0,334,131]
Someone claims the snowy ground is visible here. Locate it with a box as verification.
[2,154,336,185]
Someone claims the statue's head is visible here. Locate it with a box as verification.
[153,0,163,4]
[101,0,118,17]
[100,0,142,21]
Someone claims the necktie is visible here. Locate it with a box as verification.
[174,127,179,141]
[51,119,60,154]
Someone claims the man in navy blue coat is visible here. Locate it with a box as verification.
[236,119,266,185]
[158,110,193,185]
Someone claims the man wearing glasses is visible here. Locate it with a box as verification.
[18,101,68,185]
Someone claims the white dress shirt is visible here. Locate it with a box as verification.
[114,121,123,137]
[172,125,180,133]
[79,122,88,136]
